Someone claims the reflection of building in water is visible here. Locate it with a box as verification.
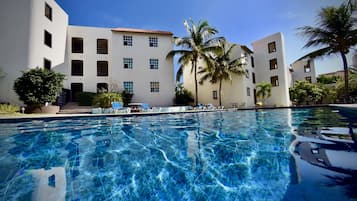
[186,130,199,169]
[30,167,66,201]
[287,125,357,200]
[292,134,357,173]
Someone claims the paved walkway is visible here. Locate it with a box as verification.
[58,102,93,114]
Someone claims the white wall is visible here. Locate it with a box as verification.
[111,31,175,106]
[252,33,290,107]
[291,59,317,84]
[28,0,68,69]
[0,0,68,105]
[183,45,255,108]
[56,26,112,92]
[56,26,175,107]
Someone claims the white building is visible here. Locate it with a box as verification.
[183,33,291,108]
[183,44,256,108]
[290,59,317,84]
[0,0,175,106]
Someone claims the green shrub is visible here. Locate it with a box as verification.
[289,81,323,105]
[0,104,20,114]
[13,68,65,105]
[93,92,123,108]
[121,90,133,106]
[77,92,96,106]
[175,84,194,105]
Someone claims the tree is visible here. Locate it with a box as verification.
[289,81,324,105]
[256,82,272,106]
[13,68,65,106]
[317,75,339,84]
[297,0,357,102]
[174,83,194,105]
[167,19,222,105]
[198,42,245,106]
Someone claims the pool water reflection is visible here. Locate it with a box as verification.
[0,108,355,201]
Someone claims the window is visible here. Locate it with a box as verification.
[271,76,279,87]
[252,72,256,84]
[97,83,108,93]
[71,83,83,102]
[251,56,255,68]
[245,69,249,79]
[268,42,276,53]
[44,58,51,70]
[150,59,159,69]
[123,35,132,46]
[45,3,52,21]
[123,58,133,69]
[305,76,312,83]
[304,61,311,73]
[44,30,52,48]
[97,39,108,54]
[123,81,133,94]
[247,87,251,96]
[97,61,108,76]
[150,82,160,92]
[71,60,83,76]
[72,37,83,53]
[213,91,218,100]
[149,37,158,47]
[269,58,278,70]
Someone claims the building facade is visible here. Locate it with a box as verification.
[183,44,256,108]
[0,0,68,104]
[0,0,175,106]
[290,59,317,84]
[183,33,291,108]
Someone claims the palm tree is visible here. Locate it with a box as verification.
[297,0,357,102]
[256,82,272,105]
[198,42,245,106]
[167,19,223,105]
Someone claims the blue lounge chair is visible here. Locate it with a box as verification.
[111,102,123,113]
[142,103,150,112]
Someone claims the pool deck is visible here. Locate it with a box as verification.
[0,104,356,123]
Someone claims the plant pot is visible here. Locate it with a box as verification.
[27,105,60,114]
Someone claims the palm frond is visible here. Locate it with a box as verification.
[296,47,332,61]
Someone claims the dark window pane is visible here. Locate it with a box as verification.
[251,56,255,67]
[71,83,83,102]
[270,76,279,87]
[71,60,83,76]
[97,83,108,93]
[252,72,256,84]
[72,37,83,53]
[45,3,52,21]
[44,30,52,48]
[97,39,108,54]
[97,61,108,76]
[270,59,278,70]
[213,91,218,99]
[44,58,51,70]
[268,42,276,53]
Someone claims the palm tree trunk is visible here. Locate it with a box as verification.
[340,52,349,103]
[193,60,198,106]
[219,80,222,106]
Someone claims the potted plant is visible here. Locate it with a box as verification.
[13,68,65,114]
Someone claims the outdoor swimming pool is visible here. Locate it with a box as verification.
[0,108,356,201]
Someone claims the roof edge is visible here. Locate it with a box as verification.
[111,28,173,35]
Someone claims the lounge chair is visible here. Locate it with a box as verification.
[111,102,124,113]
[142,103,151,112]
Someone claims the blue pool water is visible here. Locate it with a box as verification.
[0,108,356,201]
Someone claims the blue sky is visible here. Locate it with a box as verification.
[56,0,353,75]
